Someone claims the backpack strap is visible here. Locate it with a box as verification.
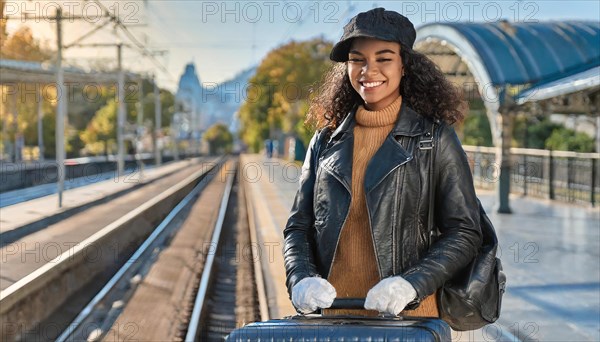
[405,119,439,310]
[418,119,440,245]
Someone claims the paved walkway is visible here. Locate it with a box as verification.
[0,159,198,236]
[478,191,600,342]
[242,154,600,342]
[0,165,157,208]
[0,159,211,291]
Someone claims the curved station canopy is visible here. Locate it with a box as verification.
[416,20,599,144]
[415,20,600,212]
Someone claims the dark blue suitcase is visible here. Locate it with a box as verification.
[226,299,451,341]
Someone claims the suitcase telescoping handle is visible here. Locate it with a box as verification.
[329,298,366,310]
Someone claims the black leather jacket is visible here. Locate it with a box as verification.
[283,102,482,308]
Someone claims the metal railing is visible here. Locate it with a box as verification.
[463,146,600,207]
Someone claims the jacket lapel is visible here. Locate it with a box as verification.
[320,134,354,193]
[364,135,412,193]
[319,102,428,195]
[364,102,426,194]
[319,108,356,194]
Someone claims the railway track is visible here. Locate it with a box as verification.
[0,158,222,341]
[184,159,268,341]
[37,157,269,341]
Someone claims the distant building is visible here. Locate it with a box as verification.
[175,63,203,140]
[174,62,257,134]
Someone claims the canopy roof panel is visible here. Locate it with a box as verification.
[0,59,141,84]
[418,21,600,86]
[515,66,600,104]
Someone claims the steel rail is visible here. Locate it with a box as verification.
[0,161,219,342]
[184,162,236,342]
[55,160,222,342]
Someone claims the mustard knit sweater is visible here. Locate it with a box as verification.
[324,96,439,317]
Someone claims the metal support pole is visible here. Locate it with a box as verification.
[117,44,125,178]
[172,115,179,161]
[549,150,555,200]
[56,7,66,207]
[522,154,528,196]
[567,157,573,202]
[37,85,44,160]
[136,77,144,179]
[154,77,162,165]
[497,110,513,213]
[596,115,600,154]
[591,158,596,207]
[11,91,19,162]
[523,119,529,196]
[1,95,7,160]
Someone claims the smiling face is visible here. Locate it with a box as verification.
[347,38,404,111]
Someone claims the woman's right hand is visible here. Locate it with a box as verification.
[291,277,337,314]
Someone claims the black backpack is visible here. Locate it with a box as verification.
[419,121,507,331]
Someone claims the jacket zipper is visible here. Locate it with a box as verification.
[389,136,417,275]
[325,137,414,279]
[392,169,401,274]
[366,154,413,279]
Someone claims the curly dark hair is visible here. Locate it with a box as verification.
[306,44,467,131]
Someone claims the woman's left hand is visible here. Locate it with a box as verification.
[364,276,417,315]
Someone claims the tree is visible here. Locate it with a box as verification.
[511,114,556,149]
[80,99,117,155]
[144,86,175,129]
[79,85,175,156]
[1,0,8,45]
[512,115,594,152]
[0,23,53,159]
[545,128,595,152]
[0,26,51,61]
[238,38,333,152]
[462,108,493,146]
[203,123,233,155]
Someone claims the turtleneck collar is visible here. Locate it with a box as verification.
[355,96,402,127]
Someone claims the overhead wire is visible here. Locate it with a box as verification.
[330,1,357,37]
[64,17,113,49]
[88,0,174,82]
[278,2,315,44]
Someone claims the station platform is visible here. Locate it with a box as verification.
[241,154,600,342]
[0,159,199,240]
[0,159,212,291]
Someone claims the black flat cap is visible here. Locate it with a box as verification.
[330,8,416,62]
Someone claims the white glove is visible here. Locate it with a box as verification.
[291,277,336,314]
[364,276,417,315]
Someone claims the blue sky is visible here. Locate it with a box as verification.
[5,1,600,90]
[144,0,600,89]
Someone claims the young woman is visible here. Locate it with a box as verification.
[283,8,482,317]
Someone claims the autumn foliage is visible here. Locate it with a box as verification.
[238,38,333,152]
